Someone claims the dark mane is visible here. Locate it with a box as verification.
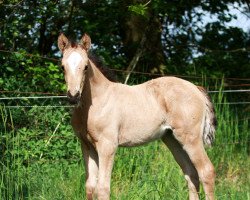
[88,53,117,82]
[70,42,78,48]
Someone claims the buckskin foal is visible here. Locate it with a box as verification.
[58,33,216,200]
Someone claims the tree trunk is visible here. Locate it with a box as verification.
[38,16,47,55]
[119,0,165,74]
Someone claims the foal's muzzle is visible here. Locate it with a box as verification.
[67,91,80,104]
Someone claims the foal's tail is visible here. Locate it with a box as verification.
[197,86,217,147]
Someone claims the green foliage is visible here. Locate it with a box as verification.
[0,51,65,94]
[0,106,80,164]
[1,0,249,80]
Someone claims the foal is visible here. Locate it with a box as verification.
[58,33,216,200]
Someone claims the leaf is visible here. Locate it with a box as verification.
[6,67,14,72]
[128,2,150,17]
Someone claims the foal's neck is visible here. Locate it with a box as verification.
[86,60,112,100]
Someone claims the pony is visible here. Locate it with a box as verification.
[58,33,216,200]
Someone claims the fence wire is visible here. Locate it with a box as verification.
[0,88,249,106]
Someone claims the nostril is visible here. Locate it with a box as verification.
[67,91,80,99]
[67,91,73,98]
[67,91,80,105]
[75,91,80,98]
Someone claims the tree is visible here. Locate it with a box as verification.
[0,0,249,82]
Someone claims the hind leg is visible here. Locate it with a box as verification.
[173,127,215,200]
[162,133,200,200]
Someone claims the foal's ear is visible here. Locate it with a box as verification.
[80,33,91,51]
[58,33,69,52]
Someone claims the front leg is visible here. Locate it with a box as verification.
[95,137,117,200]
[72,110,99,199]
[81,141,99,200]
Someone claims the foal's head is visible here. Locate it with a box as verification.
[58,33,91,104]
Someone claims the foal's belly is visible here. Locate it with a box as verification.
[118,123,172,147]
[110,83,173,147]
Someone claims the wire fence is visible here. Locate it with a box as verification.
[0,88,249,106]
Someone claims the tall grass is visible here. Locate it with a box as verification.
[0,84,249,200]
[0,106,25,199]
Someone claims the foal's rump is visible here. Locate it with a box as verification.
[146,77,216,146]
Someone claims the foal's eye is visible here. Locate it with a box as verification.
[84,65,88,71]
[61,65,65,71]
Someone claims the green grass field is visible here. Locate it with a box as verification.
[1,90,249,200]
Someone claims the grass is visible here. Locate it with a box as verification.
[0,87,249,200]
